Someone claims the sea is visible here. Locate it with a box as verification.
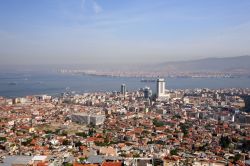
[0,72,250,98]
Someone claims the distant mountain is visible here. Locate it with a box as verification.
[55,55,250,77]
[157,55,250,73]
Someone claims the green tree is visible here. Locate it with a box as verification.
[0,137,7,142]
[170,149,178,155]
[76,132,88,138]
[133,153,140,158]
[173,114,181,119]
[62,139,70,146]
[45,130,53,134]
[234,154,241,162]
[21,138,32,146]
[153,119,164,127]
[220,136,231,149]
[75,141,82,147]
[79,157,87,163]
[180,123,190,136]
[241,139,250,152]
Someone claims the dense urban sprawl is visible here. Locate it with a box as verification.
[0,79,250,166]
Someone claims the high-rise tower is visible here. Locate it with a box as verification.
[156,78,166,98]
[121,84,126,95]
[144,86,152,99]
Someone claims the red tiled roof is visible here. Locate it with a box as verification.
[86,137,104,142]
[73,163,98,166]
[37,162,48,166]
[102,162,122,166]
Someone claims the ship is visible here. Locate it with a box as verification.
[8,82,17,85]
[140,78,156,83]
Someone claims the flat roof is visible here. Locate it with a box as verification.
[32,155,47,161]
[2,156,33,166]
[72,113,105,117]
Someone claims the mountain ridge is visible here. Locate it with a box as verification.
[156,55,250,73]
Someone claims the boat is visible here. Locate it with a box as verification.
[140,78,156,83]
[8,82,17,85]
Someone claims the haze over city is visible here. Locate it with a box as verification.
[1,0,250,67]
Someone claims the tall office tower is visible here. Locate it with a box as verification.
[121,84,126,95]
[157,78,166,98]
[144,87,152,99]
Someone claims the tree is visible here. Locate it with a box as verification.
[75,141,82,147]
[241,139,250,152]
[220,136,231,149]
[180,123,190,136]
[234,154,241,162]
[62,139,70,146]
[173,114,181,119]
[61,130,68,136]
[199,143,208,151]
[0,137,7,142]
[79,157,87,163]
[170,149,178,155]
[45,130,53,134]
[76,132,88,138]
[120,152,127,157]
[153,119,164,127]
[88,128,95,136]
[21,138,32,146]
[133,153,140,158]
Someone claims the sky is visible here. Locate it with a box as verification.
[1,0,250,66]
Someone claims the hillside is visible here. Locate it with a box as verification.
[157,55,250,73]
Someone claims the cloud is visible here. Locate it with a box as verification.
[80,0,103,14]
[92,0,103,14]
[81,0,86,9]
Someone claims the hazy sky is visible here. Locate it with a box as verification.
[1,0,250,65]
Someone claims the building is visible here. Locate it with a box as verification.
[31,155,48,166]
[90,115,106,126]
[157,78,165,98]
[71,113,105,126]
[143,87,152,99]
[156,78,170,99]
[1,156,33,166]
[121,84,126,95]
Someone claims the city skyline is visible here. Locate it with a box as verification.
[1,0,250,66]
[1,1,250,165]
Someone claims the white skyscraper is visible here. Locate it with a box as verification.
[157,78,166,98]
[156,78,170,100]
